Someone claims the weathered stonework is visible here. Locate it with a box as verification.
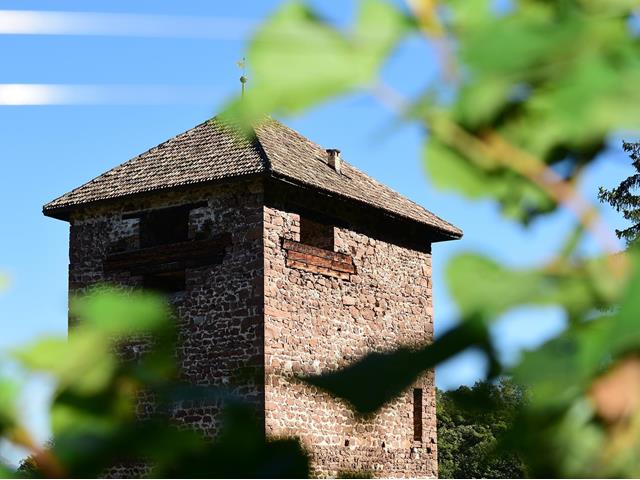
[68,179,265,438]
[64,178,442,478]
[263,184,437,478]
[44,116,465,479]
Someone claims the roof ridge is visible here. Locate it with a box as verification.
[253,116,296,174]
[208,115,274,173]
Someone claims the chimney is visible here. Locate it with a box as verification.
[326,149,342,174]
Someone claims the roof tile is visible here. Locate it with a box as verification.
[43,117,462,238]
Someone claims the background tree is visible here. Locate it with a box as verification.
[599,142,640,245]
[437,379,525,479]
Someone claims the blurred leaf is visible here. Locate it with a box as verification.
[14,288,176,399]
[511,251,638,413]
[48,421,197,478]
[223,0,409,122]
[548,399,603,477]
[589,355,640,424]
[1,1,638,477]
[406,0,442,35]
[441,0,494,29]
[50,386,136,438]
[512,318,611,411]
[446,253,624,319]
[423,1,640,222]
[0,378,19,433]
[151,404,310,478]
[579,0,640,14]
[70,287,171,338]
[13,335,116,396]
[453,77,513,130]
[599,249,640,355]
[304,316,496,414]
[154,384,232,413]
[0,462,14,478]
[558,223,585,259]
[423,137,555,222]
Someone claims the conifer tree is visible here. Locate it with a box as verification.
[598,142,640,245]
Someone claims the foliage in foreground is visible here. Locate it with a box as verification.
[2,0,640,477]
[437,380,526,479]
[0,289,308,478]
[228,0,640,477]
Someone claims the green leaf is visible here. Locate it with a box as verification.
[13,334,116,395]
[154,405,310,478]
[458,7,562,79]
[70,287,171,338]
[595,249,640,356]
[424,137,495,197]
[425,1,640,224]
[453,76,513,130]
[12,288,175,395]
[512,318,611,411]
[444,0,494,30]
[50,385,136,438]
[0,378,19,432]
[0,462,14,478]
[303,316,495,414]
[511,251,640,412]
[446,253,624,319]
[223,0,409,121]
[423,138,555,222]
[579,0,640,14]
[549,399,603,477]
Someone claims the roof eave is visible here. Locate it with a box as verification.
[42,169,463,242]
[43,205,72,221]
[41,172,266,222]
[267,172,463,242]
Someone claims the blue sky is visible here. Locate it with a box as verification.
[0,0,636,463]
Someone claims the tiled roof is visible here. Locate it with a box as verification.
[43,117,462,238]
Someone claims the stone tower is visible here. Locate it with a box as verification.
[43,117,462,478]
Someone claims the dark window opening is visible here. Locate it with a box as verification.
[413,388,423,442]
[300,216,334,250]
[143,270,186,295]
[140,206,189,248]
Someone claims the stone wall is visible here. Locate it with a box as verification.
[66,176,439,478]
[68,179,265,438]
[263,186,437,478]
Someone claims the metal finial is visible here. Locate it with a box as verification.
[237,57,247,98]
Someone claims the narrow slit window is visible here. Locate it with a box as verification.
[413,388,423,442]
[300,216,334,250]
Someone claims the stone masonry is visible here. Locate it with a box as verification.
[263,182,437,477]
[45,117,461,478]
[67,180,266,437]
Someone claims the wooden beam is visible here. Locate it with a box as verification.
[104,233,231,275]
[282,239,356,279]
